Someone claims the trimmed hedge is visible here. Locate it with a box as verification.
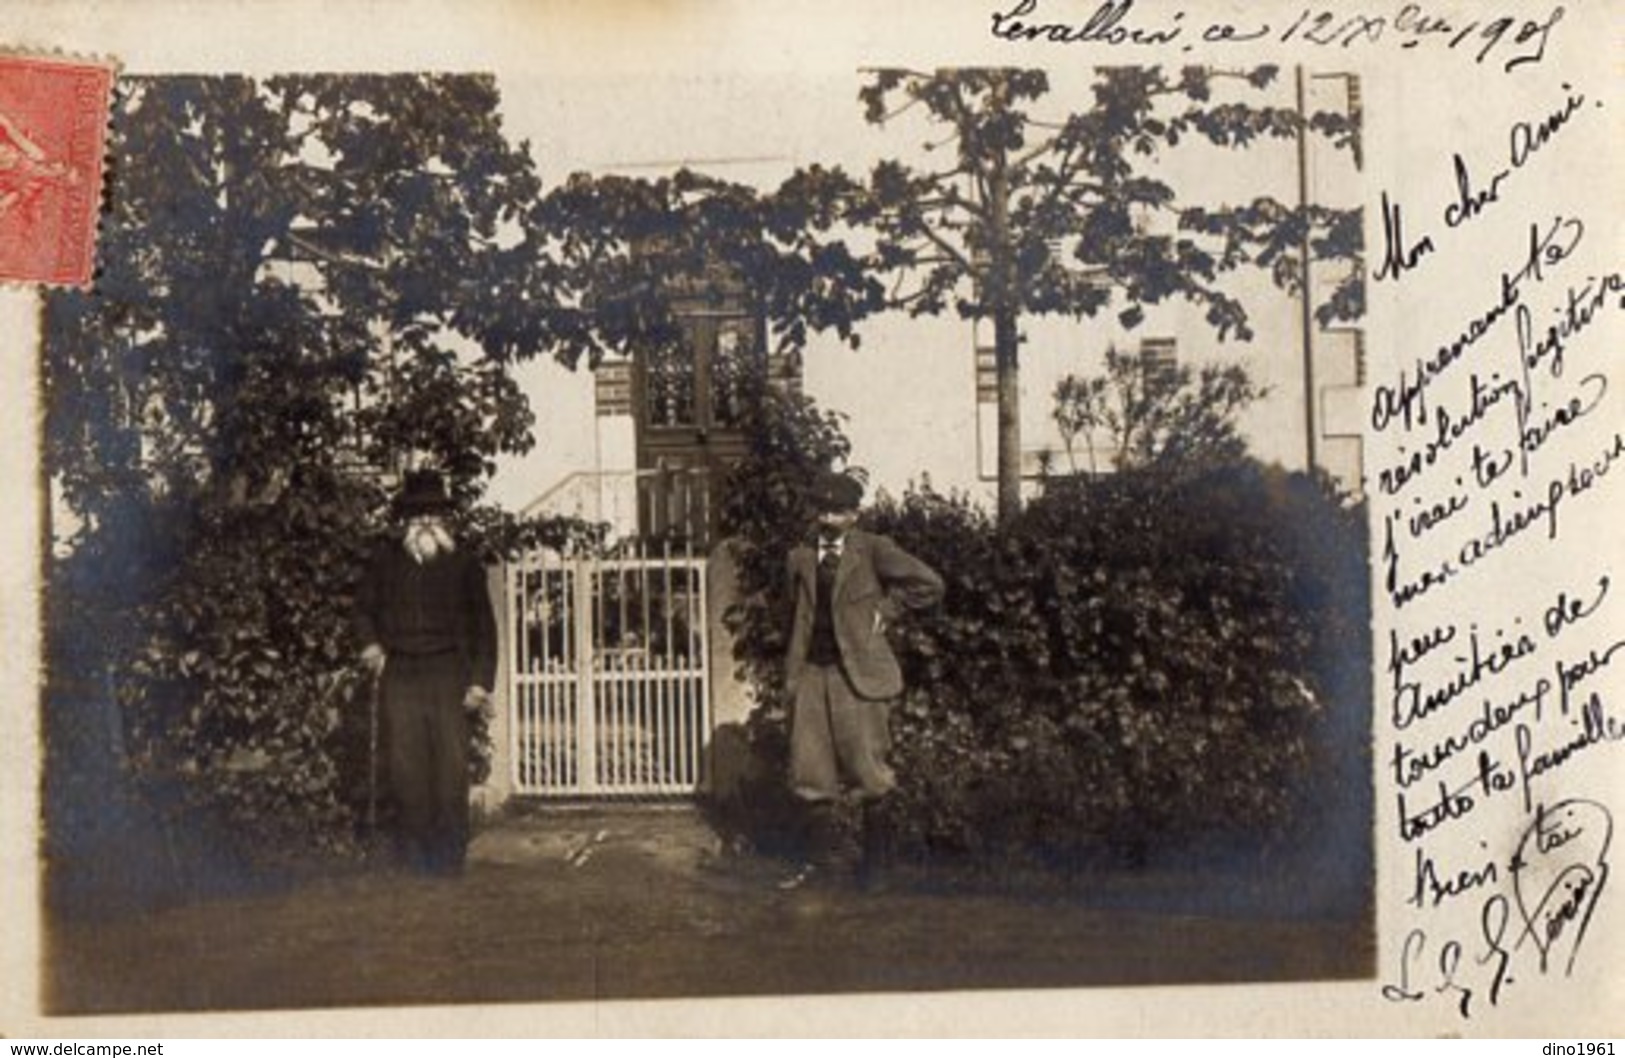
[875,466,1369,868]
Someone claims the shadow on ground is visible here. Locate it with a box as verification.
[46,806,1373,1015]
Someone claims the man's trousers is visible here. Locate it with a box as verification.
[789,662,896,803]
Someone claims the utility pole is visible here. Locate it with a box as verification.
[1295,65,1319,475]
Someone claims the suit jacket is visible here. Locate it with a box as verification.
[785,528,944,700]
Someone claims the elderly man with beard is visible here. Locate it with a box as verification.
[354,470,497,876]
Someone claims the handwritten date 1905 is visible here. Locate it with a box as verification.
[988,1,1567,73]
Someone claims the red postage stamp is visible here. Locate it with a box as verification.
[0,52,115,288]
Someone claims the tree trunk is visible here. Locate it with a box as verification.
[994,306,1021,525]
[986,96,1021,527]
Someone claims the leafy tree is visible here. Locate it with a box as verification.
[43,74,560,880]
[48,74,549,516]
[715,379,855,699]
[1052,344,1265,476]
[535,167,885,369]
[850,66,1362,522]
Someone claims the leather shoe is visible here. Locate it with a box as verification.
[776,862,822,891]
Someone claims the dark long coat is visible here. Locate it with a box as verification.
[353,541,497,872]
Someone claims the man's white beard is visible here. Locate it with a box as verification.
[404,521,456,564]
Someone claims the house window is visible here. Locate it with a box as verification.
[644,333,699,428]
[594,362,633,418]
[1140,336,1177,383]
[974,343,997,404]
[638,308,761,433]
[1320,326,1367,388]
[708,316,757,428]
[627,298,767,548]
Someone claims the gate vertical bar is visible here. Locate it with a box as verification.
[640,542,658,788]
[565,559,577,788]
[662,537,676,787]
[545,559,559,791]
[696,554,710,789]
[654,558,670,790]
[617,555,630,789]
[547,560,558,790]
[524,563,537,790]
[573,555,596,793]
[690,565,702,787]
[541,560,553,790]
[508,562,523,790]
[679,562,692,786]
[680,572,692,788]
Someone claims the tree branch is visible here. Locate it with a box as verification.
[908,219,973,273]
[283,232,383,273]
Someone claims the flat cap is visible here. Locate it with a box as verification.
[809,469,864,513]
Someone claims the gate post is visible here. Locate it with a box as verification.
[472,562,514,816]
[572,555,598,793]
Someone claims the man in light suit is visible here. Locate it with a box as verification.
[781,470,944,889]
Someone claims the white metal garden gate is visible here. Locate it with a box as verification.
[506,542,710,796]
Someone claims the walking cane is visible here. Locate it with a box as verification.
[367,667,381,834]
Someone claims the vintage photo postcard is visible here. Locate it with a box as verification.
[1,0,1620,1038]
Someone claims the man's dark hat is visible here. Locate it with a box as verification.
[809,469,864,513]
[395,469,455,515]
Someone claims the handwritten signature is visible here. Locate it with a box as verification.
[1385,798,1612,1017]
[1512,798,1613,974]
